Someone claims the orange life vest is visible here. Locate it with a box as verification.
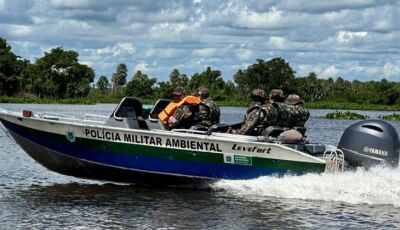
[158,96,201,124]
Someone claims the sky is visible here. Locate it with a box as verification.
[1,0,400,82]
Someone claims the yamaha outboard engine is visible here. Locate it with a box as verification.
[338,120,400,167]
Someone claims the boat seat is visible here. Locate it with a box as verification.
[283,143,326,155]
[189,125,208,131]
[262,126,286,137]
[276,129,306,144]
[206,122,244,134]
[145,119,170,130]
[149,99,173,121]
[143,98,173,130]
[262,126,307,137]
[104,117,148,130]
[104,97,149,130]
[293,127,307,136]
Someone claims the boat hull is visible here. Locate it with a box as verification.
[7,128,211,185]
[0,112,326,185]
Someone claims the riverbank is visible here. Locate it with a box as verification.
[306,101,400,111]
[0,95,120,104]
[1,96,400,111]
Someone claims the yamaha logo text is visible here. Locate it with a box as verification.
[363,146,388,156]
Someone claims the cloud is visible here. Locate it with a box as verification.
[144,48,185,59]
[1,0,400,82]
[0,0,34,24]
[276,0,378,13]
[148,23,190,42]
[235,49,254,60]
[268,36,285,49]
[383,62,400,78]
[4,25,34,37]
[320,65,339,78]
[48,0,189,13]
[96,43,135,57]
[350,65,380,76]
[192,48,216,57]
[0,0,35,12]
[133,61,148,74]
[234,7,284,29]
[49,0,93,9]
[117,8,189,24]
[48,0,139,10]
[0,0,5,10]
[337,31,368,44]
[297,64,321,76]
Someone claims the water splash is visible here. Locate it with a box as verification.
[212,166,400,207]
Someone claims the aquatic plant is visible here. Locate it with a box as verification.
[378,113,400,121]
[321,110,369,120]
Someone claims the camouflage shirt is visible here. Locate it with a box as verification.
[237,102,278,136]
[195,98,220,127]
[169,104,198,129]
[274,102,310,128]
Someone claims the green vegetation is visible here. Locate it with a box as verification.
[321,110,369,120]
[306,101,400,111]
[0,37,93,99]
[378,113,400,121]
[0,96,94,104]
[2,36,400,110]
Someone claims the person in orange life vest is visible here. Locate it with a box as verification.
[158,86,201,129]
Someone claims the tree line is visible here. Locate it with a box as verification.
[2,37,400,105]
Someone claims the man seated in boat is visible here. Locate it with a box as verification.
[193,86,220,128]
[158,86,201,129]
[269,92,310,129]
[228,89,278,136]
[263,92,310,143]
[283,94,310,127]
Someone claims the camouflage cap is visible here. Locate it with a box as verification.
[251,89,266,98]
[268,89,284,99]
[172,86,185,95]
[285,94,304,105]
[195,86,209,99]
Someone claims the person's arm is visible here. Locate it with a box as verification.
[196,103,211,126]
[168,105,192,128]
[237,109,261,135]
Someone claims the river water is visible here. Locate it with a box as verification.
[1,104,400,229]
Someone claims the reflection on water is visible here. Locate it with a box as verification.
[1,104,400,229]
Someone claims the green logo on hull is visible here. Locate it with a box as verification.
[234,155,252,166]
[224,154,252,166]
[66,130,76,142]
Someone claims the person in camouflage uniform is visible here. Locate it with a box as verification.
[271,92,309,128]
[282,94,310,127]
[268,89,285,103]
[194,86,220,128]
[266,93,310,143]
[229,89,278,136]
[168,86,200,129]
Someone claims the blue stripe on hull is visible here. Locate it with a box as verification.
[2,119,286,180]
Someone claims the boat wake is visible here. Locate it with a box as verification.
[212,165,400,207]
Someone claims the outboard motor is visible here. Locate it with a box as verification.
[338,119,400,167]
